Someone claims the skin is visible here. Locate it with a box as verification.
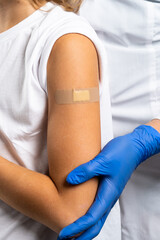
[145,118,160,133]
[1,1,159,238]
[0,0,47,33]
[0,0,100,235]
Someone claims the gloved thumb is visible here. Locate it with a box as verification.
[66,156,107,185]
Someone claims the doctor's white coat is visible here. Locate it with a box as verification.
[79,0,160,239]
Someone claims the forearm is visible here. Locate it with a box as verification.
[145,118,160,133]
[0,156,78,233]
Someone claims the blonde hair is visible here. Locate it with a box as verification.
[30,0,84,13]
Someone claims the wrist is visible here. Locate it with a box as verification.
[132,124,160,162]
[144,118,160,133]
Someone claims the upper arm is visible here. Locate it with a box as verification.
[46,33,101,218]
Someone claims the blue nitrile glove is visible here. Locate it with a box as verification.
[58,124,160,240]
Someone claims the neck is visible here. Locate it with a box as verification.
[0,0,47,34]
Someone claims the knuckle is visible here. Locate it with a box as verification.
[85,212,97,225]
[80,164,88,177]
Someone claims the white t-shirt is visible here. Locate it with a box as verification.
[0,2,121,239]
[79,0,160,239]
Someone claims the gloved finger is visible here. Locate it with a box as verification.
[66,156,110,185]
[75,193,120,240]
[58,178,118,239]
[75,205,111,240]
[58,213,95,240]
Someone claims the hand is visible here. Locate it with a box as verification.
[58,124,160,240]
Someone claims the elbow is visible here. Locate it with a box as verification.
[56,176,99,233]
[51,199,81,234]
[47,170,99,234]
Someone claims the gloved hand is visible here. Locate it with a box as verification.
[58,124,160,240]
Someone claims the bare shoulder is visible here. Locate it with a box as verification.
[47,32,100,91]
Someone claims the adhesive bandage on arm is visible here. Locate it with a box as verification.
[54,87,99,104]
